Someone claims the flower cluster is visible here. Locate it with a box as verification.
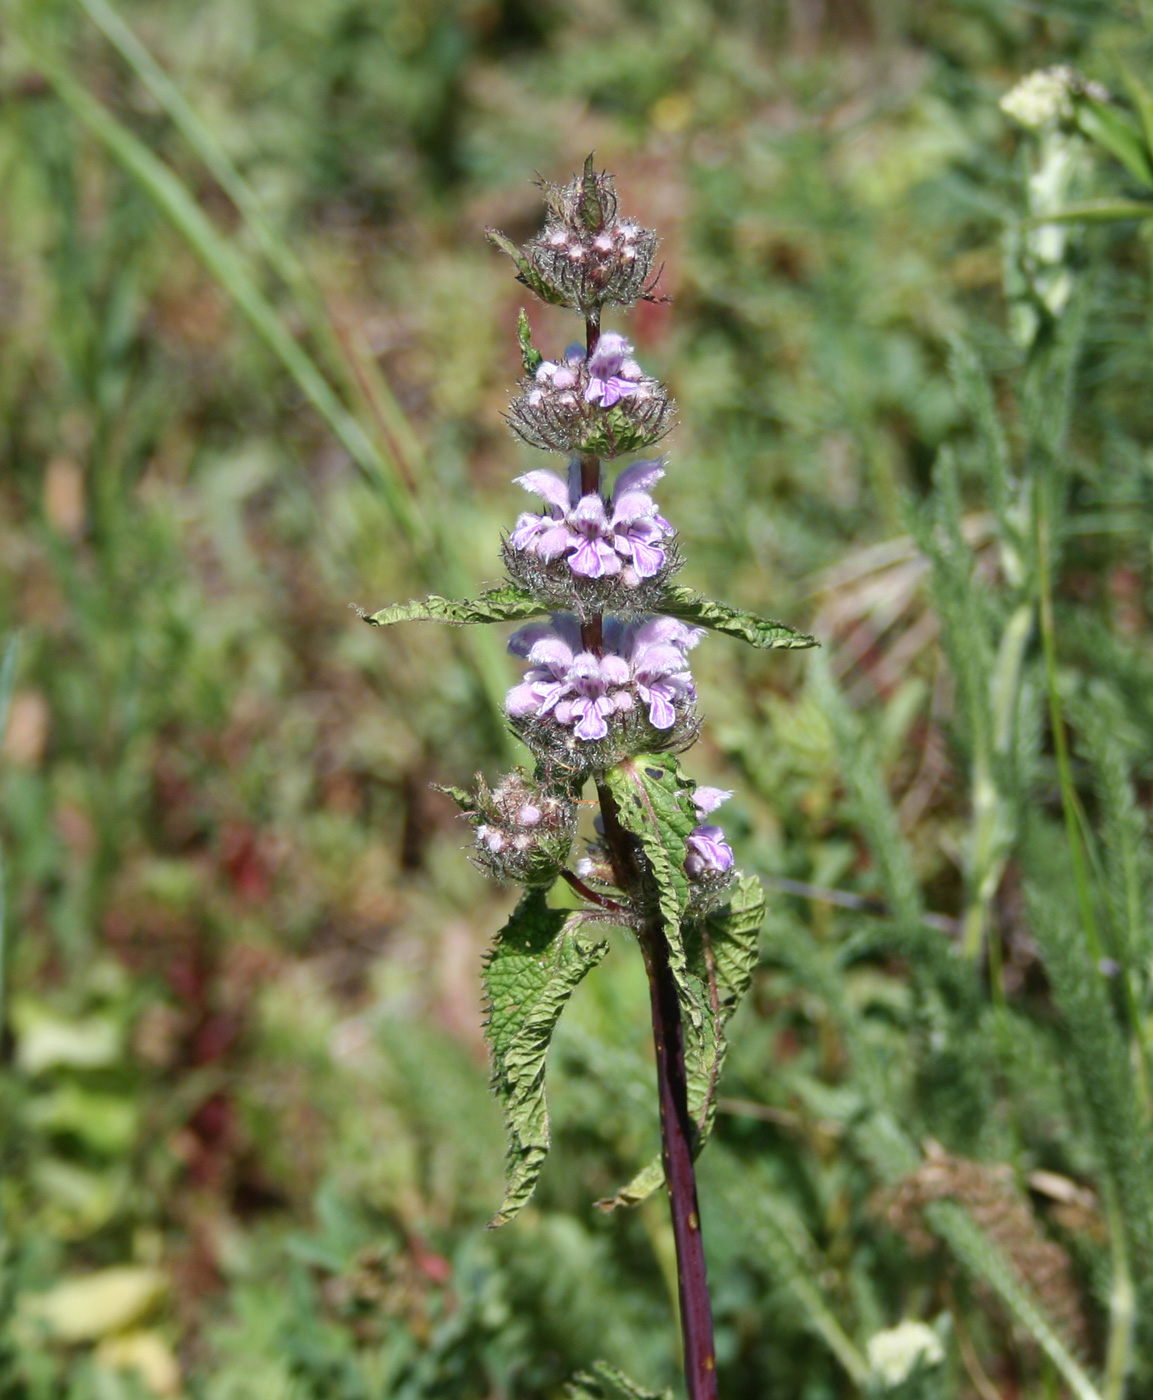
[515,163,660,313]
[447,769,576,886]
[999,65,1107,132]
[506,614,701,764]
[507,332,674,458]
[504,456,678,612]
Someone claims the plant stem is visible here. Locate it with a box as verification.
[597,779,719,1399]
[640,923,719,1398]
[576,291,718,1395]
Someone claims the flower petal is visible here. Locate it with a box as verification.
[643,685,677,729]
[693,787,732,817]
[506,683,543,717]
[627,536,665,578]
[613,458,666,498]
[514,470,571,511]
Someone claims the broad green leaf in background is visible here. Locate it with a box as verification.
[362,585,546,628]
[1076,95,1153,189]
[483,891,608,1227]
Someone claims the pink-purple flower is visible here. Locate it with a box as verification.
[506,613,702,740]
[684,786,735,878]
[584,331,644,407]
[508,458,673,583]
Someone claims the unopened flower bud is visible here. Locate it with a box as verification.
[443,769,577,885]
[487,157,661,313]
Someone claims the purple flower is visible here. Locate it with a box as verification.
[692,787,733,817]
[610,463,670,579]
[585,332,643,408]
[683,787,735,879]
[509,457,673,584]
[506,613,701,741]
[604,615,703,729]
[566,494,622,578]
[685,825,734,878]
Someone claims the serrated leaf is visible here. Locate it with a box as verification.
[659,587,817,650]
[605,754,699,1029]
[599,875,765,1210]
[566,1360,673,1400]
[362,584,546,628]
[483,891,608,1227]
[486,228,569,307]
[516,308,543,376]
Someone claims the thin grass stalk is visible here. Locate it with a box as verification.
[1036,495,1133,1398]
[0,634,20,1247]
[75,0,427,496]
[27,41,514,750]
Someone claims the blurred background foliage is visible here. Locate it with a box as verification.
[2,0,1153,1396]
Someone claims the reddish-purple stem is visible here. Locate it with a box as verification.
[577,330,718,1394]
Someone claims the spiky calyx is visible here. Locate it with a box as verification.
[444,769,577,887]
[488,156,661,315]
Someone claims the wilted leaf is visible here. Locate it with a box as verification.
[12,1001,122,1073]
[20,1267,167,1343]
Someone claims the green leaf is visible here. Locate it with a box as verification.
[579,152,606,232]
[1024,199,1153,225]
[517,308,543,376]
[1075,97,1153,190]
[483,891,608,1227]
[927,1200,1102,1400]
[659,587,817,650]
[566,1361,673,1400]
[599,876,764,1210]
[362,584,546,628]
[1122,65,1153,161]
[604,754,698,1027]
[486,228,569,307]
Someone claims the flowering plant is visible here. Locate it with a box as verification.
[366,158,815,1399]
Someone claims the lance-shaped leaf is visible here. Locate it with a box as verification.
[566,1361,674,1400]
[604,754,700,1033]
[517,308,543,376]
[486,228,569,307]
[659,587,817,651]
[599,875,765,1210]
[483,890,608,1227]
[362,584,546,629]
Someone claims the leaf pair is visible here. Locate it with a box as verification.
[364,583,817,651]
[481,756,764,1224]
